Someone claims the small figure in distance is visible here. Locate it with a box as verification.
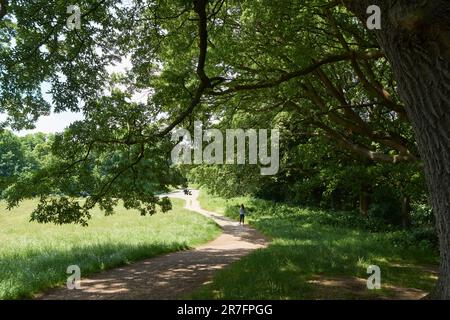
[183,188,192,195]
[239,204,245,225]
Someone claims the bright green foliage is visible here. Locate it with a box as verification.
[0,1,424,225]
[0,130,26,190]
[190,131,428,229]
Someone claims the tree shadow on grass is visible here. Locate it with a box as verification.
[192,215,438,300]
[0,241,191,300]
[36,247,254,300]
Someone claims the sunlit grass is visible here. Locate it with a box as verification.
[0,198,221,300]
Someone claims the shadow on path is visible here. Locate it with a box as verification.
[36,190,269,300]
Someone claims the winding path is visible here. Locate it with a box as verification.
[36,190,269,300]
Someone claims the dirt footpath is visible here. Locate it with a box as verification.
[36,190,269,300]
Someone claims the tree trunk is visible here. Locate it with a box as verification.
[401,196,412,229]
[313,187,323,206]
[344,0,450,299]
[331,188,342,210]
[359,188,370,216]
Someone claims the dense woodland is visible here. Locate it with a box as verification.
[0,123,437,247]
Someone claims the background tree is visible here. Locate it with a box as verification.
[0,130,26,193]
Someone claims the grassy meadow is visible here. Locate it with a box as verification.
[0,198,221,299]
[190,190,439,299]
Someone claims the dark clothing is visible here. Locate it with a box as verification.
[239,207,245,224]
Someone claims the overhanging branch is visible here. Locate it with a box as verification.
[211,50,384,95]
[156,0,216,137]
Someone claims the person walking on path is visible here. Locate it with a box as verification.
[239,204,246,225]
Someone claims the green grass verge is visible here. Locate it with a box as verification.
[190,190,439,299]
[0,198,221,300]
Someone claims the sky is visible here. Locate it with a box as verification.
[14,111,85,137]
[0,81,85,136]
[2,57,133,137]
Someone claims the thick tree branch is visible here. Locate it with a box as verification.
[313,121,417,164]
[156,0,214,137]
[296,83,418,161]
[324,8,408,119]
[211,50,384,95]
[314,68,370,129]
[76,0,215,191]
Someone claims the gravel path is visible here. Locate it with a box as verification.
[36,190,269,300]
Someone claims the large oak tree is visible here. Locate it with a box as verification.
[344,0,450,299]
[0,0,449,298]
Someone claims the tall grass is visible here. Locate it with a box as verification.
[0,198,221,299]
